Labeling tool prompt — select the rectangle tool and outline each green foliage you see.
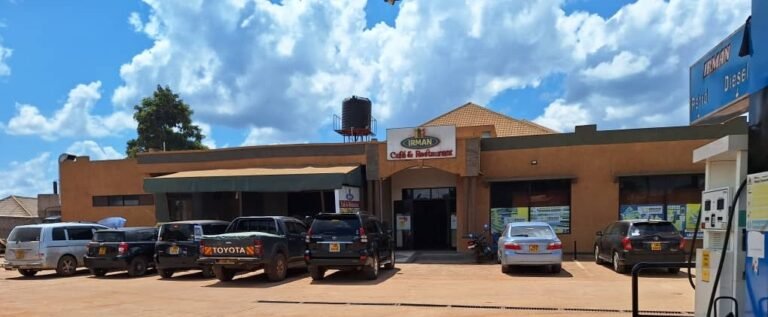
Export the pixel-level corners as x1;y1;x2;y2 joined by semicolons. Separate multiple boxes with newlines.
126;85;207;157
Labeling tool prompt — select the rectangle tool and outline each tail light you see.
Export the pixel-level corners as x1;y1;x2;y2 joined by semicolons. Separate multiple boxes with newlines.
622;237;633;251
359;255;368;263
679;237;686;250
118;242;129;255
547;242;563;250
504;243;521;250
466;240;476;246
254;240;263;257
305;228;312;243
304;250;311;262
359;227;368;243
199;240;206;255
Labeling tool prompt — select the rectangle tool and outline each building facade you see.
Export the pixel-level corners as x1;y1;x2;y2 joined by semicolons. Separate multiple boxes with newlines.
59;104;747;253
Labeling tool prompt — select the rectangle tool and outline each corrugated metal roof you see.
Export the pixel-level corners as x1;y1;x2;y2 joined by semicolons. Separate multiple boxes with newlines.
421;103;557;137
0;195;38;218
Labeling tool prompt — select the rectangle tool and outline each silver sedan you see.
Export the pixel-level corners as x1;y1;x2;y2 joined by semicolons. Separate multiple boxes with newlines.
497;222;562;274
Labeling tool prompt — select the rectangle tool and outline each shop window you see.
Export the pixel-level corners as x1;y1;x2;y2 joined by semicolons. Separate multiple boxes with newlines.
618;174;704;238
402;187;456;201
490;179;572;235
93;195;155;207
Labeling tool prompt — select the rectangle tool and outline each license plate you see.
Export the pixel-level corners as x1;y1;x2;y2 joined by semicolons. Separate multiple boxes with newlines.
528;245;539;252
651;242;661;251
169;246;180;255
329;243;340;253
15;250;25;259
98;247;106;256
217;259;236;265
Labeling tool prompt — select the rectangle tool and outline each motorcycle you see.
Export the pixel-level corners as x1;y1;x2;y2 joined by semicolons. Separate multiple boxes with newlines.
465;224;498;263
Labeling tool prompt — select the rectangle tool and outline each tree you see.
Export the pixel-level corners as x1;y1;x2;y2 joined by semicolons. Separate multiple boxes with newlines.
126;85;207;157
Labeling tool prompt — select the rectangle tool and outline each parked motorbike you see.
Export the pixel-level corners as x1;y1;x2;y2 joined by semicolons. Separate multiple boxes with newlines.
464;224;498;263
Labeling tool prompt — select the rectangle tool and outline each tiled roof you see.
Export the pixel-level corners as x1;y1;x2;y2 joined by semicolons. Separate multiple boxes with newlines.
0;195;38;218
421;103;557;137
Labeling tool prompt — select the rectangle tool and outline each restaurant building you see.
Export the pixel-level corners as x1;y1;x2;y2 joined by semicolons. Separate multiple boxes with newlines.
59;103;746;253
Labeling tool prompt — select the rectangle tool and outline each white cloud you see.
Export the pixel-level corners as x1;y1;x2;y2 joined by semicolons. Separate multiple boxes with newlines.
66;140;124;160
128;12;144;32
0;153;54;198
4;81;136;140
196;121;217;149
533;99;591;132
0;43;11;76
241;126;306;146
106;0;749;141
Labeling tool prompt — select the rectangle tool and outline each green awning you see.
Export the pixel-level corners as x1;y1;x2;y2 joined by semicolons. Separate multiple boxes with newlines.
143;166;363;193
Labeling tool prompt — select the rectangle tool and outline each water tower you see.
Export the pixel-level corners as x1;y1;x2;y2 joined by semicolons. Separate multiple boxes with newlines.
334;96;377;142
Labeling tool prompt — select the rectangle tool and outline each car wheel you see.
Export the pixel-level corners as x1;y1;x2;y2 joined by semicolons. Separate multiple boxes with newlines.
364;253;379;280
18;269;37;277
56;255;78;277
309;265;325;280
612;252;626;273
266;253;288;282
90;268;108;277
213;266;236;282
594;246;604;264
383;249;396;270
501;265;511;274
667;267;680;274
201;266;215;278
128;257;148;277
550;264;562;274
158;268;175;279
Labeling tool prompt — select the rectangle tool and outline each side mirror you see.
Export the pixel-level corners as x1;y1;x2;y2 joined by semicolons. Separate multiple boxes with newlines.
595;231;603;236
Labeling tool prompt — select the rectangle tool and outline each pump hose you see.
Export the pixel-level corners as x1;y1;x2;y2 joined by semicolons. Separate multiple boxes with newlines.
706;179;747;317
687;204;703;290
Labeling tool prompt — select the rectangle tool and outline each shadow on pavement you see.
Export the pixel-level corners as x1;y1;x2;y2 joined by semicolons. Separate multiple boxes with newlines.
501;266;574;278
87;270;158;280
204;268;309;288
4;269;90;280
309;267;400;285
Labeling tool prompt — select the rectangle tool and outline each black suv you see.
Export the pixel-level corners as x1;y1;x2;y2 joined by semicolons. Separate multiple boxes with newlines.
84;227;158;277
305;213;395;280
594;220;686;273
155;220;229;278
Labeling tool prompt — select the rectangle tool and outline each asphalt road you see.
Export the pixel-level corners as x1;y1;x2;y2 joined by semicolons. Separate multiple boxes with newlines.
0;260;695;317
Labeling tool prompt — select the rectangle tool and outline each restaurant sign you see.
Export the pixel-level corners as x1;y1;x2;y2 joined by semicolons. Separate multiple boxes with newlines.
387;125;456;160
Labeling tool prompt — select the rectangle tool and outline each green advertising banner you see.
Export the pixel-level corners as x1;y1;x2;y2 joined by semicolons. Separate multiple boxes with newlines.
490;207;528;235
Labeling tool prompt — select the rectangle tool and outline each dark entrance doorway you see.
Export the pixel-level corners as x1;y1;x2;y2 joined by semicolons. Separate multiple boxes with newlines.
394;187;456;250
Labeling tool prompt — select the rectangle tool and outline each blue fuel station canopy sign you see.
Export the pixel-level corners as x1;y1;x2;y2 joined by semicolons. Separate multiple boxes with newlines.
689;25;751;124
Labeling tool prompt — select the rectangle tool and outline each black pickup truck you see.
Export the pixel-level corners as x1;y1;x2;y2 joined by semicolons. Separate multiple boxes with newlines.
198;216;308;282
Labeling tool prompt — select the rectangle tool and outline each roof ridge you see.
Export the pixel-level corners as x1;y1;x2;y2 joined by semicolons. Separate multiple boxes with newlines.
10;195;33;217
420;102;478;126
422;102;557;133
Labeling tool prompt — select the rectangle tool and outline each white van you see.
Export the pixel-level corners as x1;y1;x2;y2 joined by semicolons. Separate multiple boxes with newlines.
3;223;108;277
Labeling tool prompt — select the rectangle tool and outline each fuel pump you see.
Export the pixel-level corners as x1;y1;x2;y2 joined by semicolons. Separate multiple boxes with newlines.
692;136;748;317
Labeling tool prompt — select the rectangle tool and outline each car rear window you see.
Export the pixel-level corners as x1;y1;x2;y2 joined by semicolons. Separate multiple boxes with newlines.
8;227;41;242
630;222;678;236
160;224;194;242
311;217;361;236
93;231;125;242
202;224;228;235
230;219;278;234
507;226;554;238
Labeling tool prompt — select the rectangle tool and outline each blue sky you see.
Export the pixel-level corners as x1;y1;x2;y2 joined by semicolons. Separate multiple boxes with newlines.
0;0;751;197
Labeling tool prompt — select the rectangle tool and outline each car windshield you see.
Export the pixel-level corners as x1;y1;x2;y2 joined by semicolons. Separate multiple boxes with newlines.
230;219;278;234
311;217;361;236
160;224;194;242
507;225;554;238
630;223;678;236
93;231;125;242
8;227;41;242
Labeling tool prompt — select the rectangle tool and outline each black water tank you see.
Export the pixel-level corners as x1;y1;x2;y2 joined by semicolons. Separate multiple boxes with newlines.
342;96;371;131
